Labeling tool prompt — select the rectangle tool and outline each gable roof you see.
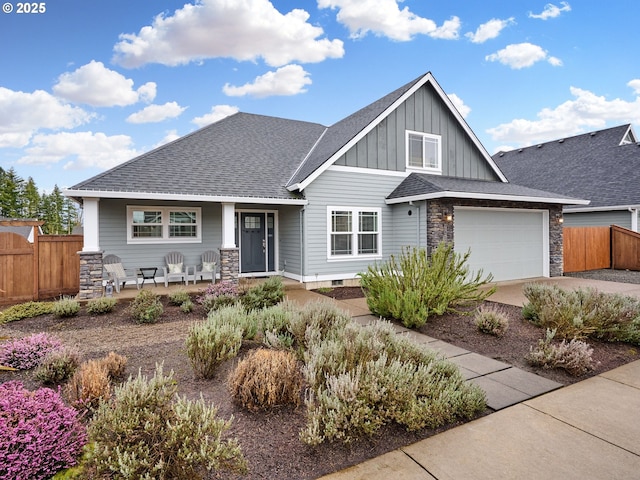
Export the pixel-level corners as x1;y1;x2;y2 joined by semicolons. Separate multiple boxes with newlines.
386;173;588;205
493;124;640;211
286;72;507;190
67;113;325;203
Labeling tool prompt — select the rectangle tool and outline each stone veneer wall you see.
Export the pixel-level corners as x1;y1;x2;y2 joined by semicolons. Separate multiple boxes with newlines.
220;247;239;284
78;251;104;300
426;199;564;277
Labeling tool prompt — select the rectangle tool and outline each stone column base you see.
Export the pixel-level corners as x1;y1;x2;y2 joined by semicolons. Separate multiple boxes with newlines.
220;248;240;284
78;251;104;300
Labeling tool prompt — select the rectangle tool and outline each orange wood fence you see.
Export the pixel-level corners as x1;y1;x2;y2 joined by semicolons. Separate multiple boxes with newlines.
0;229;83;305
563;226;611;273
611;225;640;270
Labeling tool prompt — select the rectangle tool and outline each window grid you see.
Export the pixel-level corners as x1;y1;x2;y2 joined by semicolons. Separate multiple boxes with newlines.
128;206;201;243
329;208;380;258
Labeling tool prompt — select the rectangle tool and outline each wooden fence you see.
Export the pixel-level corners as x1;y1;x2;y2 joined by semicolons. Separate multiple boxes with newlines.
563;226;611;273
0;229;83;305
611;225;640;270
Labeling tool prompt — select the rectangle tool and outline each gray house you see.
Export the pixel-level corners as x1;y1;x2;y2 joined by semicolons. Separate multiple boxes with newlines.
64;72;587;296
493;124;639;231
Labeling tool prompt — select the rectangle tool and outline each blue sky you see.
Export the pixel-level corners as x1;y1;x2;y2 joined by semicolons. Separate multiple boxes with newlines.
1;0;639;193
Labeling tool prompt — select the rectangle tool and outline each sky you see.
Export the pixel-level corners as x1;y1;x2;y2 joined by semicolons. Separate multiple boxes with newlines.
1;0;639;193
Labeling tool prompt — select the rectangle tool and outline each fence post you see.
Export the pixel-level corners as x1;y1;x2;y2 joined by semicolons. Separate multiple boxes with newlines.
78;251;104;299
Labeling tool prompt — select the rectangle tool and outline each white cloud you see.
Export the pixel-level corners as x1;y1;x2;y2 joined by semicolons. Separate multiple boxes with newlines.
487;82;640;146
318;0;460;41
113;0;344;68
485;42;561;69
628;79;640;95
465;17;515;44
529;2;571;20
223;65;311;98
0;87;93;148
53;60;156;107
447;93;470;118
192;105;239;127
126;102;186;123
153;130;181;148
18;131;138;170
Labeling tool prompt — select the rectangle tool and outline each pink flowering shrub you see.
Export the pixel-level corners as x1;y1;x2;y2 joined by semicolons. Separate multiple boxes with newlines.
0;333;63;370
197;281;240;312
0;381;87;480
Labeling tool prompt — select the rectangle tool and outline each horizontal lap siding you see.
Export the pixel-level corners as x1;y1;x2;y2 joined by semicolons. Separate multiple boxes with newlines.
99;199;222;271
564;210;631;229
303;170;407;278
278;205;302;276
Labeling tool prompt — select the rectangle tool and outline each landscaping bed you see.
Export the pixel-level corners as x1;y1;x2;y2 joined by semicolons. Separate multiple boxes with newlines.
1;289;638;479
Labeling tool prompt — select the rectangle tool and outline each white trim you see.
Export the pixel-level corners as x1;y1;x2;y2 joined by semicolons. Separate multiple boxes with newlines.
63;189;308;206
126;205;202;245
386;190;590;206
564;204;640;213
405;129;442;174
221;203;236;248
326;206;382;260
301;272;362;283
82;197;100;252
327;165;408;177
454;206;550;278
288;72;508;192
286;127;328;186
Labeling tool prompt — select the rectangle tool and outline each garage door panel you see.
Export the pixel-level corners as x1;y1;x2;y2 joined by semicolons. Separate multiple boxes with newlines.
454;208;545;282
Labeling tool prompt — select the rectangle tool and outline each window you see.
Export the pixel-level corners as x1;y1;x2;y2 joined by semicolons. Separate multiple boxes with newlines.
127;206;201;244
406;130;441;172
328;207;381;259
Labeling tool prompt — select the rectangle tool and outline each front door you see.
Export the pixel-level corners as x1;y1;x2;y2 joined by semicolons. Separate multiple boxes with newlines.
240;213;266;273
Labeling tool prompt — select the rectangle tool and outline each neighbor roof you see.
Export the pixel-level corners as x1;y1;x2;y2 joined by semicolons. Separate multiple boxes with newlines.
386;173;588;205
493;124;640;211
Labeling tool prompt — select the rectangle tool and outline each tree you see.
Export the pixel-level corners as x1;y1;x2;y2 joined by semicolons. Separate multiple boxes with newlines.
0;167;25;218
22;177;41;219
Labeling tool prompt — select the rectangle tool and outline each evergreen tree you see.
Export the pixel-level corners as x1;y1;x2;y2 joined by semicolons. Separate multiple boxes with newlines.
22;177;41;219
0;167;24;218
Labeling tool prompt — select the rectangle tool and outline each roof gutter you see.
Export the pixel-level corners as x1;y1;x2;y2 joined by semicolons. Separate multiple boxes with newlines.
63;189;308;206
385;191;590;206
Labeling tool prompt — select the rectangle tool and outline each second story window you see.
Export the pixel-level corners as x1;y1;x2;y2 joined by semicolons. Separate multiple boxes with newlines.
406;130;441;173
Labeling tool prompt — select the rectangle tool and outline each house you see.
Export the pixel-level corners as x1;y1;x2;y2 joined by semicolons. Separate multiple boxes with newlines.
0;218;43;242
493;124;640;231
64;72;587;298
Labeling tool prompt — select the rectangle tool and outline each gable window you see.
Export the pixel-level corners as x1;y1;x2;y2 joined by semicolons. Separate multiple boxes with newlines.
127;206;201;244
406;130;441;172
328;207;381;259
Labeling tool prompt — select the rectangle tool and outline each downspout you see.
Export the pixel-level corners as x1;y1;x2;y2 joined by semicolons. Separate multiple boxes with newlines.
629;208;638;232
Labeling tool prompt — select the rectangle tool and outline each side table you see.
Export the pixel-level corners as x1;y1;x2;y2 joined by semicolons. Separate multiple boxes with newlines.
138;267;158;287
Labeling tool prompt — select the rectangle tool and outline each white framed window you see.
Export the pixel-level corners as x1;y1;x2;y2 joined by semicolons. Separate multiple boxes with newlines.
327;207;381;260
406;130;442;173
127;206;201;244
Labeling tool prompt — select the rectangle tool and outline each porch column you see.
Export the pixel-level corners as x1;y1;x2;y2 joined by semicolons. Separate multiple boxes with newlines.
82;197;100;252
78;251;104;300
220;202;239;284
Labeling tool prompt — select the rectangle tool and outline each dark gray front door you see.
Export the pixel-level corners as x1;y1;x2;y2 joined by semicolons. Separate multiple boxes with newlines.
240;213;266;273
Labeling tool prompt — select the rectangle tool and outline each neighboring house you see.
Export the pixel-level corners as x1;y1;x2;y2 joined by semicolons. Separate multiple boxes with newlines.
0;218;43;242
64;72;587;292
493;124;640;231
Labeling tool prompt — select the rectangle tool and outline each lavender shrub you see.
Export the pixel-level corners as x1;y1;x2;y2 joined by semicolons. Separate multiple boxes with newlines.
0;332;64;370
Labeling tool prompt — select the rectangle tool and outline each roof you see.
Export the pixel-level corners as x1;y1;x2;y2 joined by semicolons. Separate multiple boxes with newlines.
493;125;640;211
68;113;326;202
386;173;588;205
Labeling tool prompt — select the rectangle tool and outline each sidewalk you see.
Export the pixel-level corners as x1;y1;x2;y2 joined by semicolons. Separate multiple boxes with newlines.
288;278;640;480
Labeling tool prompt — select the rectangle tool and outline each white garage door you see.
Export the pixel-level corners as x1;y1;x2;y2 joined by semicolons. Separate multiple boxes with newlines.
454;207;548;282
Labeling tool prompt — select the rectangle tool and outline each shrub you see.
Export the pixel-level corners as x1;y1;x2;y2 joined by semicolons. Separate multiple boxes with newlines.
474;304;509;337
0;301;55;324
228;348;302;411
257;303;296;349
65;359;112;412
359;244;495;328
100;351;128;380
197;281;239;312
34;347;81;384
129;289;163;323
0;381;87;480
287;300;351;352
86;297;117;315
240;276;285;311
87;365;247;478
300;320;486;445
168;288;191;306
180;298;194;313
523;283;640;343
53;296;81;318
0;332;63;370
526;329;595;376
186;314;243;379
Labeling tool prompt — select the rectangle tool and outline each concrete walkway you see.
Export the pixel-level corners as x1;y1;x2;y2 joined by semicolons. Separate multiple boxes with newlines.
301;277;640;480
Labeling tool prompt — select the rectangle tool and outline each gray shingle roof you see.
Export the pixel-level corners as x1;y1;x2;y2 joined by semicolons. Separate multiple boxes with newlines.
493;125;640;210
70;113;326;200
386;173;586;204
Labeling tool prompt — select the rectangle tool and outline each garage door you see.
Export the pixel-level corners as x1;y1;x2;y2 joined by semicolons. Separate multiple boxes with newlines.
454;208;547;282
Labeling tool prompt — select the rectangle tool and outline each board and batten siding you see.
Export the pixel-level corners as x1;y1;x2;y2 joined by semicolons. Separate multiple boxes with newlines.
333;83;499;181
99;199;222;271
303;169;421;280
564;210;632;229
